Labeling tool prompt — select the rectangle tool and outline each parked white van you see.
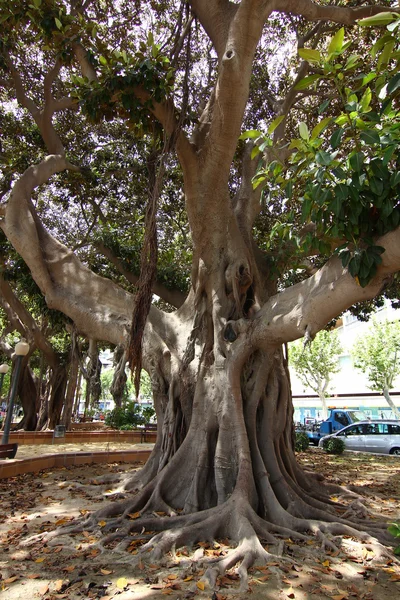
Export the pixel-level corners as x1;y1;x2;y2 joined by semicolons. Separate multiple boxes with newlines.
318;420;400;455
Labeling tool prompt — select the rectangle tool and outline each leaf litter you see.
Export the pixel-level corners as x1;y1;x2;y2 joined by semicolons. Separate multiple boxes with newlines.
0;451;399;599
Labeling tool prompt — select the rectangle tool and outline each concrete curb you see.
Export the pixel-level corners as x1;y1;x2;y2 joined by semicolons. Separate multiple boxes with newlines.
0;449;151;480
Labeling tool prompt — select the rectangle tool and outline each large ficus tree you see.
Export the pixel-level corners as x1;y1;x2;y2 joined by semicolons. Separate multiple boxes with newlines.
1;0;400;584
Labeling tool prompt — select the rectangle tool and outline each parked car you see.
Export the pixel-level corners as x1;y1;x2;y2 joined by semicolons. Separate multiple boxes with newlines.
318;420;400;455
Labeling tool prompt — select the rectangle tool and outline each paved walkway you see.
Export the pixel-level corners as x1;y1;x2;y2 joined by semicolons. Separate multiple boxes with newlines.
14;441;154;460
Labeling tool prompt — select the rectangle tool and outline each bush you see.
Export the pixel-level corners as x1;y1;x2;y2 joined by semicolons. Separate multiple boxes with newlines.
321;437;345;455
295;431;310;452
388;522;400;556
105;401;155;430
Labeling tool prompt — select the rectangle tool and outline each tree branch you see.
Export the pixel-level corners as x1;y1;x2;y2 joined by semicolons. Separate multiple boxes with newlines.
0;156;170;347
95;241;186;309
246;227;400;348
0;274;59;369
275;0;398;25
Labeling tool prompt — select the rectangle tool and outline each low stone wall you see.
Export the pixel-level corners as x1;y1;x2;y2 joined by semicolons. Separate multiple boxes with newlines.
7;430;157;445
0;448;151;480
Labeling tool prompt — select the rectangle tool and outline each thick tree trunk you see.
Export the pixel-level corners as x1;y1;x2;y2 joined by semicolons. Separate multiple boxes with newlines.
47;367;68;429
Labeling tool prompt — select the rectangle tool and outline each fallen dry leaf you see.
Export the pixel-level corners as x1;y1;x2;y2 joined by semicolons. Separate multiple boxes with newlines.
62;565;75;573
39;583;49;595
197;580;205;590
116;577;128;589
4;576;19;584
100;569;113;575
54;580;64;591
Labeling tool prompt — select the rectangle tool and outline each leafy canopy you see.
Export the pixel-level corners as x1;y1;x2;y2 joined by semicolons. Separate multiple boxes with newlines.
246;14;400;288
289;330;342;395
352;318;400;392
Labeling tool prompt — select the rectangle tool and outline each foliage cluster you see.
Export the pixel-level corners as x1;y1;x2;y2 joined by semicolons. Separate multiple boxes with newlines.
352;319;400;393
105;401;155;430
294;431;310;452
289;330;342;395
388;522;400;555
246;14;400;288
321;436;346;454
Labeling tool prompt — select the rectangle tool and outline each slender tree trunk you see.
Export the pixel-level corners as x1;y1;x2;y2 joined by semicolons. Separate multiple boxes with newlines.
110;345;127;409
83;339;102;419
73;370;83;419
383;388;400;419
16;362;37;431
61;337;80;430
318;381;329;420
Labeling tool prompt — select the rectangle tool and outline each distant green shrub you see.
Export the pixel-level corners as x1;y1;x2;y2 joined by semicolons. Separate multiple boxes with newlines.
105;401;155;430
295;431;310;452
388;522;400;555
321;437;345;455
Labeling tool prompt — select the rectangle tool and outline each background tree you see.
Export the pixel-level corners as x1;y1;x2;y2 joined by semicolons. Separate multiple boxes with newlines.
289;330;342;420
352;319;400;418
1;0;400;584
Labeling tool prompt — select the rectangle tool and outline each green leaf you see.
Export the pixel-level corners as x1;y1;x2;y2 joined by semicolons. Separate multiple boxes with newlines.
311;117;331;140
318;99;330;114
362;72;377;86
344;54;360;71
358;12;398;27
387;73;400;95
99;55;108;66
348;254;361;277
360;130;380;145
267;115;285;135
378;41;395;69
285;181;293;199
294;74;321;90
349;152;364;172
250;145;260;159
369;177;384;196
328;196;342;218
382;145;396;166
316;151;332;166
328;28;345;55
298;48;322;64
55;17;62;29
359;87;372;112
239;129;262;140
298;122;309;140
390;171;400;187
330;128;344;149
301;197;313;220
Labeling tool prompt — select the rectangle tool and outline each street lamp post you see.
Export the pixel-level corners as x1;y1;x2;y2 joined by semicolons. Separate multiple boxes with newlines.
1;341;29;446
0;363;9;399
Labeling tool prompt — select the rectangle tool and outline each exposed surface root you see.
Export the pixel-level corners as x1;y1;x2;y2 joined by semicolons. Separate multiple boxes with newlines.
21;476;398;591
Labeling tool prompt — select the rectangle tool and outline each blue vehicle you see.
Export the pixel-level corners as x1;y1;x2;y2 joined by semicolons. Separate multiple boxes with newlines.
297;408;367;445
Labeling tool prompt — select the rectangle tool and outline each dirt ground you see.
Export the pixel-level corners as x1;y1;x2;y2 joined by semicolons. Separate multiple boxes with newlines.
0;448;399;600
